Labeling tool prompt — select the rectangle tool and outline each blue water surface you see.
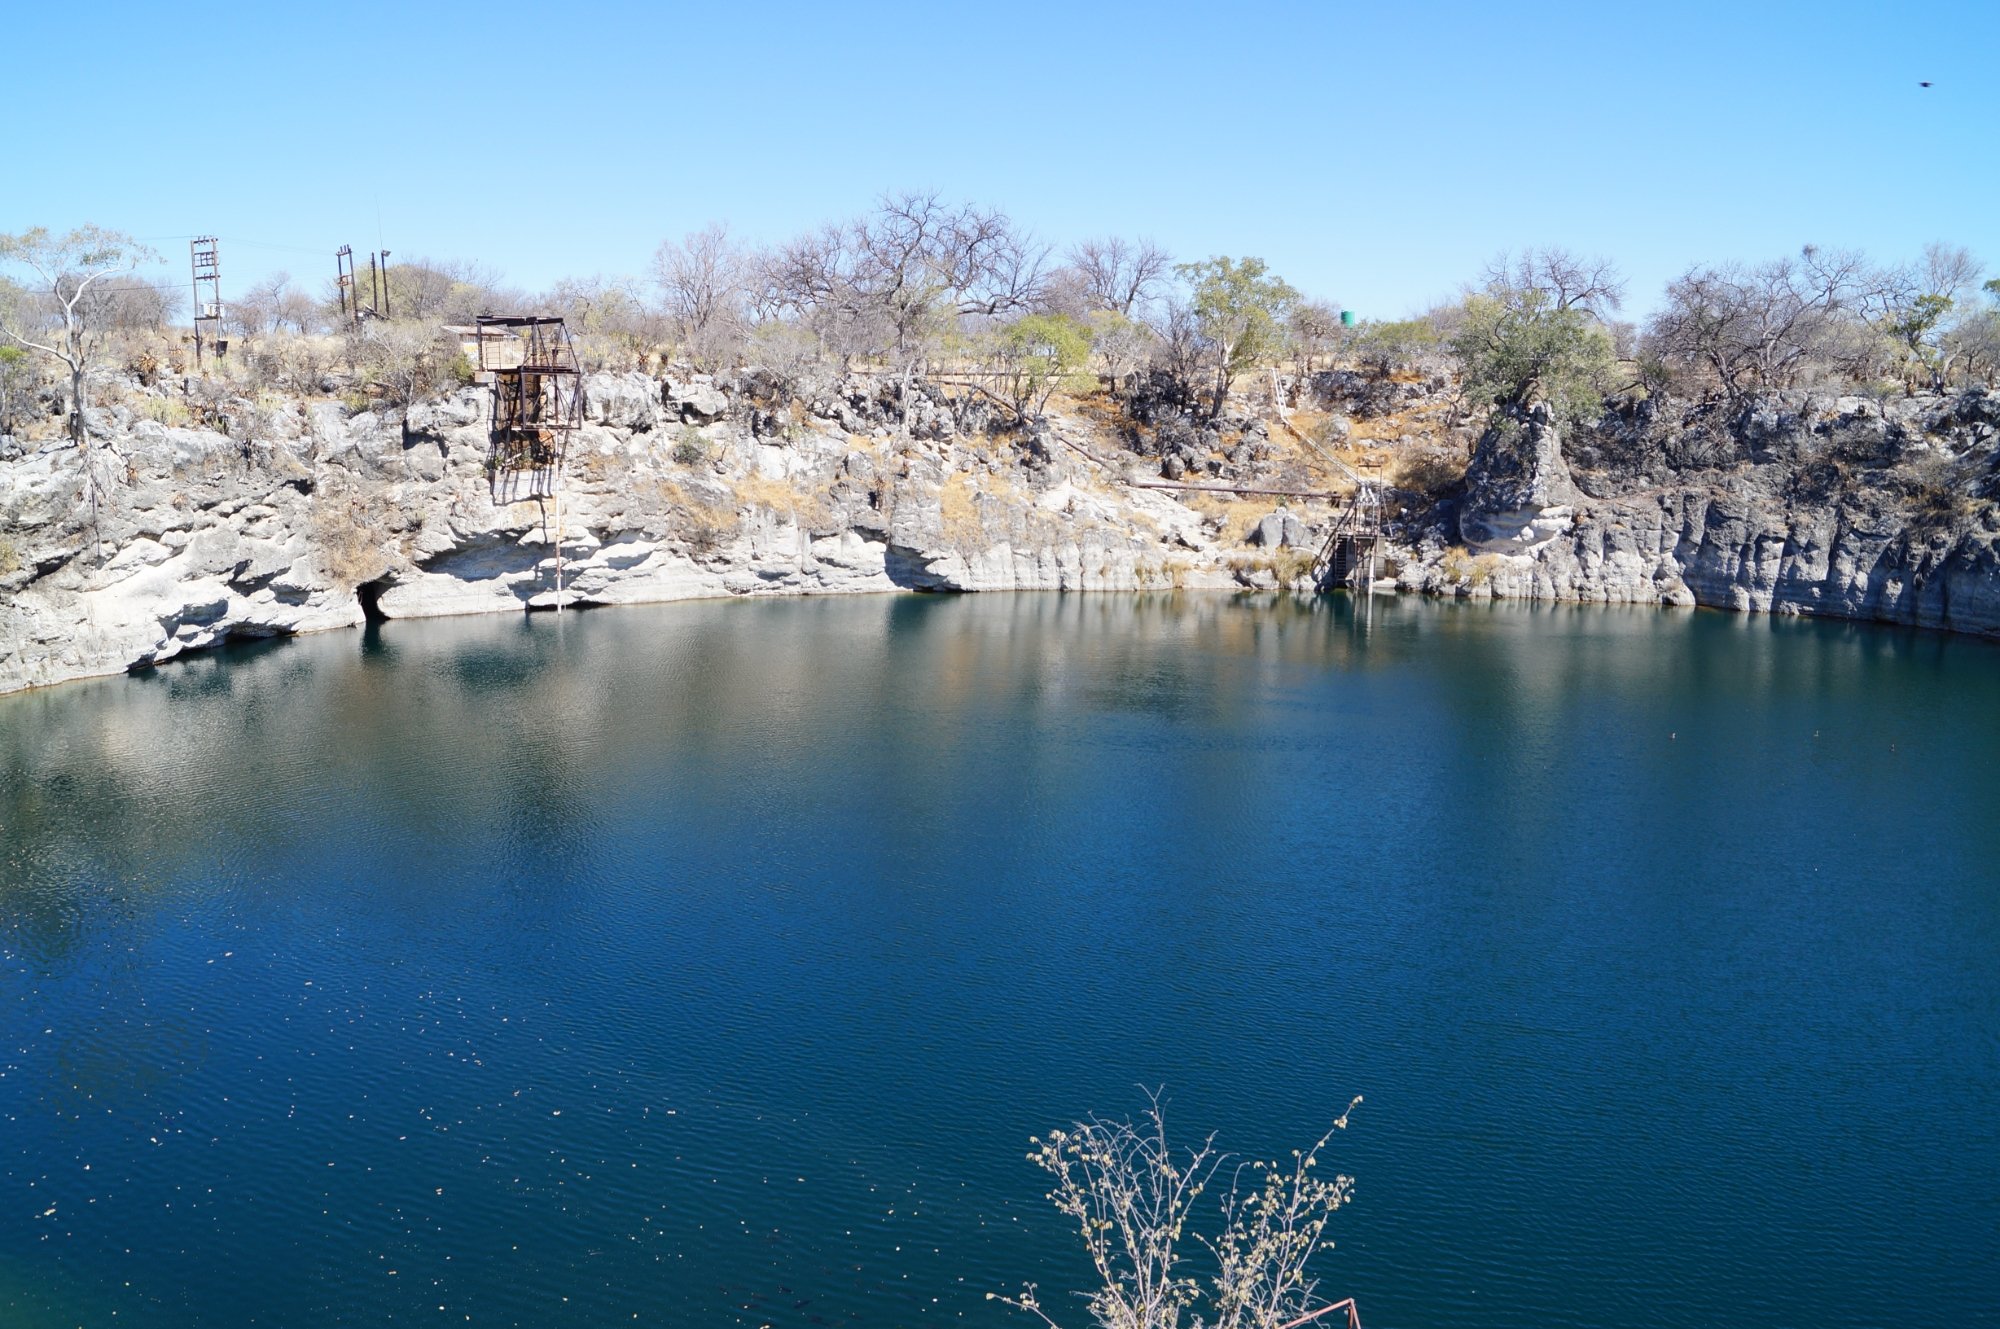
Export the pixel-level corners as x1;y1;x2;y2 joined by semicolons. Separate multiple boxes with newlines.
1;592;1995;1327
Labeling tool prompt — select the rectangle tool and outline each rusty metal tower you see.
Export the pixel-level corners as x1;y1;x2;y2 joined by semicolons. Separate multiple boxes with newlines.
477;314;584;608
335;245;358;328
191;237;224;366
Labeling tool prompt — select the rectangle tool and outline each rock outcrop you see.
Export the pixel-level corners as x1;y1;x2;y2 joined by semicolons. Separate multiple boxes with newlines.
1457;401;1579;554
1404;389;2000;636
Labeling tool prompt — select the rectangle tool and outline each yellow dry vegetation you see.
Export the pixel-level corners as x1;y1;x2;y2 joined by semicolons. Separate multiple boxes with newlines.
733;470;832;529
1343;394;1457;446
309;487;402;590
939;472;984;547
1182;492;1280;545
652;478;736;554
936;468;1038;550
1440;546;1496;586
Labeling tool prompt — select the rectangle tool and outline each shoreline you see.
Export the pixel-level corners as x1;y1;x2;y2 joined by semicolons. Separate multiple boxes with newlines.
13;576;1997;706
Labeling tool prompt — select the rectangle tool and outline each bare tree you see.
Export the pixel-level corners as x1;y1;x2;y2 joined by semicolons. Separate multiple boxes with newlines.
653;223;749;372
0;226;158;555
1944;280;2000;388
1147;296;1208;411
233;272;287;338
348;320;468;444
1088;311;1156;397
855;192;1048;351
0;226;157;450
546;274;662;371
0;344;36;440
1288;300;1345;378
1068;238;1172;317
230;272;322;339
994;1093;1362;1329
1645;245;1878;400
362;257;520;326
1482;248;1625;317
767;192;1049;431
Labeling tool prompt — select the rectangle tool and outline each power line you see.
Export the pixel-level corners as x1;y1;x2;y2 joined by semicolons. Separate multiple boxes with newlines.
221;237;337;256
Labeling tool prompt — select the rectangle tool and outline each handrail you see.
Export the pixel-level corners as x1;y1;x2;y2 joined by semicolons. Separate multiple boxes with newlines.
1275;1296;1362;1329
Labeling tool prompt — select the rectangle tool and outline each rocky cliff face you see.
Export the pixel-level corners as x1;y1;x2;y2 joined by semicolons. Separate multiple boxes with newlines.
5;369;1998;697
1402;388;2000;636
0;373;1248;695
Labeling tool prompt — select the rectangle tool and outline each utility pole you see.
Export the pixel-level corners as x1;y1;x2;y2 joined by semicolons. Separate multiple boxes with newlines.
378;251;391;318
191;237;223;367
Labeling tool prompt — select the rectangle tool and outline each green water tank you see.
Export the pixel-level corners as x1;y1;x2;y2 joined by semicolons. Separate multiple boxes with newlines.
1340;310;1356;327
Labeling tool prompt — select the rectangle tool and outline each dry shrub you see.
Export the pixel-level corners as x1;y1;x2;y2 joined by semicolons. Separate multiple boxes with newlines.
735;470;832;531
1395;445;1465;497
670;425;710;465
1184;492;1275;544
138;396;193;428
657;479;736;555
1902;455;1976;538
1271;547;1316;585
309;487;398;589
939;473;983;547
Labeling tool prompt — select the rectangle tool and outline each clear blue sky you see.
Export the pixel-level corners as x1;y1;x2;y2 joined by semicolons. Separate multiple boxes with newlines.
9;0;1996;319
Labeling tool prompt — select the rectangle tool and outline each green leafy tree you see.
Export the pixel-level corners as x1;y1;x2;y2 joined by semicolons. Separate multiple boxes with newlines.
994;313;1094;421
1174;257;1299;418
1452;251;1623;427
1877;243;1983;392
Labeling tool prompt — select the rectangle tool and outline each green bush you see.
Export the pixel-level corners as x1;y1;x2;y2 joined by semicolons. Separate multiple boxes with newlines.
671;426;708;465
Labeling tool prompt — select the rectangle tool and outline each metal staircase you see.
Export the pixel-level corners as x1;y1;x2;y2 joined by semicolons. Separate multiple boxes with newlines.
1312;482;1384;593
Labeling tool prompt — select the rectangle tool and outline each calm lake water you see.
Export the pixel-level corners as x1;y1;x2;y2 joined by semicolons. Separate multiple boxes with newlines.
1;593;1996;1328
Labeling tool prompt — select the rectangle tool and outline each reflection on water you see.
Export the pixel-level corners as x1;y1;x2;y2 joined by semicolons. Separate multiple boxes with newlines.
2;593;1997;1329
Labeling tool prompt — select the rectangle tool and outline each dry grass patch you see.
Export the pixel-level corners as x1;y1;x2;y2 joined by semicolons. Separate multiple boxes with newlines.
1183;492;1281;544
654;478;736;554
938;472;985;547
734;470;834;531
